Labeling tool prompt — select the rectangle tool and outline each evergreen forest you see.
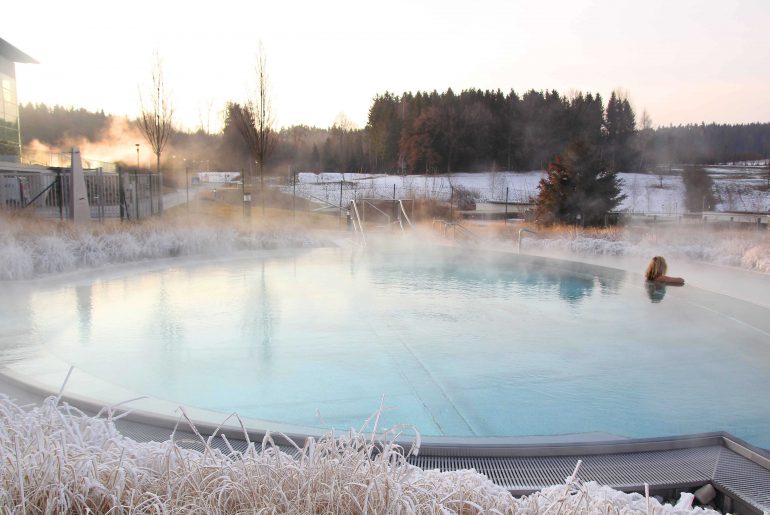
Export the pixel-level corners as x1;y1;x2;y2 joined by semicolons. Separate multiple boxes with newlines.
19;93;770;176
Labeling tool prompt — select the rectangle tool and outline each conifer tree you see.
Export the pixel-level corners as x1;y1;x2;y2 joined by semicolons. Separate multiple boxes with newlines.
536;140;626;225
682;166;716;212
605;91;637;171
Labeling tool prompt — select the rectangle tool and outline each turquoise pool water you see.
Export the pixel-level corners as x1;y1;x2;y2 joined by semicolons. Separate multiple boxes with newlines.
2;245;770;446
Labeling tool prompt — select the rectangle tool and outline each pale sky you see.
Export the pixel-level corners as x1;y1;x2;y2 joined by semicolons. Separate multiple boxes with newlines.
4;0;770;132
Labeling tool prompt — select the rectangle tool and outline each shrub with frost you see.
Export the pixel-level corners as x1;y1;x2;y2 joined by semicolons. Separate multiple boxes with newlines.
0;239;32;280
0;215;327;281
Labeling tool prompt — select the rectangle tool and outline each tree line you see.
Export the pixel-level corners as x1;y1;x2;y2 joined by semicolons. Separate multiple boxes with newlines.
20;104;109;145
367;89;636;173
20;97;770;176
366;89;770;173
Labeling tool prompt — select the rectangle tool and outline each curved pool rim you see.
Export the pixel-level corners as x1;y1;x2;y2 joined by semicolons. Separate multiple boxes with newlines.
0;351;633;449
2;244;770;451
6;354;770;515
4;353;770;466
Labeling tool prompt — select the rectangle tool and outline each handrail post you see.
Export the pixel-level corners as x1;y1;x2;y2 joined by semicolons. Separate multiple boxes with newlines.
518;228;538;253
398;200;413;228
57;171;63;220
504;187;509;225
350;199;366;246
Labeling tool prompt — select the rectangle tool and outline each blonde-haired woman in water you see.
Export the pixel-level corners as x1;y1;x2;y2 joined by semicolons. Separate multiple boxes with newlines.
645;256;684;285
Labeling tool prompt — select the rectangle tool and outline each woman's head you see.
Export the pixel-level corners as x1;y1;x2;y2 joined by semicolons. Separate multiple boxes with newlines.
645;256;668;281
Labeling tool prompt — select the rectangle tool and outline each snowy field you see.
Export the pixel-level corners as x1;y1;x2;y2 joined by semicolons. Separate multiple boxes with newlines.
289;166;770;214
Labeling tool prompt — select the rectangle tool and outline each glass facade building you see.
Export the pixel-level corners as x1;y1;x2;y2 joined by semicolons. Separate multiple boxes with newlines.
0;38;37;163
0;57;21;162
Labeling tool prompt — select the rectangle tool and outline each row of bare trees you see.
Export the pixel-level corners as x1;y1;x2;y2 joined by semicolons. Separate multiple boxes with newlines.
137;46;274;189
228;43;274;188
138;56;173;177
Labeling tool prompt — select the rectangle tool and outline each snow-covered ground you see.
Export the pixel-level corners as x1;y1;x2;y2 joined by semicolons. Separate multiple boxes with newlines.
289;167;770;214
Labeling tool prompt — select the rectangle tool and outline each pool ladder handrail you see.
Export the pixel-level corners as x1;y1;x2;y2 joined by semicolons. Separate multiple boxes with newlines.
349;200;366;246
518;228;538;253
350;198;412;235
396;199;413;231
432;219;480;241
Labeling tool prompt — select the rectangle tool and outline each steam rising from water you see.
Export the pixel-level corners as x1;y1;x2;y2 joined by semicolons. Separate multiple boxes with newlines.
520;229;770;273
0;217;325;281
2;211;769;282
26;117;146;166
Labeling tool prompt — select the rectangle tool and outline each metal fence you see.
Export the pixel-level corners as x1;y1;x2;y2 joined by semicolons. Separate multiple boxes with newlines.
121;172;162;220
21;148;117;173
0;170;162;220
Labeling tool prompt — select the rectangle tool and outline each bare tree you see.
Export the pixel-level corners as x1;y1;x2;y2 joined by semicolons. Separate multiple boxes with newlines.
230;43;275;213
197;99;214;135
138;55;174;175
253;43;274;190
636;108;654;172
229;102;258;178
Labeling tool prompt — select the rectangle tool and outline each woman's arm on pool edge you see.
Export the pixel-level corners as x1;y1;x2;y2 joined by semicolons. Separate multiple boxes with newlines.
656;275;685;286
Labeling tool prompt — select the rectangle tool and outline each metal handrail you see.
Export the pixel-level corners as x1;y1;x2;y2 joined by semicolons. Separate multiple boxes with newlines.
431;219;479;241
397;199;413;229
22;175;61;209
453;223;479;241
518;228;538;253
432;219;451;236
349;200;366;246
362;200;391;225
304;193;341;212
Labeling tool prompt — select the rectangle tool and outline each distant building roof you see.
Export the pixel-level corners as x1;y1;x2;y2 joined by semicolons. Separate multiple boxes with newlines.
0;38;38;64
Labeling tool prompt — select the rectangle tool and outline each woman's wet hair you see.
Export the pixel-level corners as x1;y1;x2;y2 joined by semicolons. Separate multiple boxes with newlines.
645;256;668;281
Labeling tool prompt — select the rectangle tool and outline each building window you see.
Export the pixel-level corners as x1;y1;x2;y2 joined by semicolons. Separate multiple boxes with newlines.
0;68;20;162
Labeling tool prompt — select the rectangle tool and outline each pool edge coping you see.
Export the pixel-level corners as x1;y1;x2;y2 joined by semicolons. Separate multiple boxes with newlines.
2;365;769;464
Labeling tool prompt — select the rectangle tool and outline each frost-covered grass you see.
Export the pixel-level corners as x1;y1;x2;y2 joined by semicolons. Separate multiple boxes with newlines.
0;214;329;281
499;224;770;274
0;393;720;514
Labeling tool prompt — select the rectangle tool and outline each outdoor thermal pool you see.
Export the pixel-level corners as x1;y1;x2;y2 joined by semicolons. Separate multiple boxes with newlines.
1;243;769;448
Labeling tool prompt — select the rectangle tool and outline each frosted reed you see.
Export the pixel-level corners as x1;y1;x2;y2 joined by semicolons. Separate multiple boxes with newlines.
0;394;722;514
515;225;770;273
0;216;326;281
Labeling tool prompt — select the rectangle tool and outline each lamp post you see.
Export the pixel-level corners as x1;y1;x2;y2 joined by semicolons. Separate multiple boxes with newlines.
135;143;140;171
256;160;264;215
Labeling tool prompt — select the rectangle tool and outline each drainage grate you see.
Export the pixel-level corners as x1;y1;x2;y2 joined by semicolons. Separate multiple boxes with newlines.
409;445;770;512
712;447;770;512
115;418;770;512
409;447;718;494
